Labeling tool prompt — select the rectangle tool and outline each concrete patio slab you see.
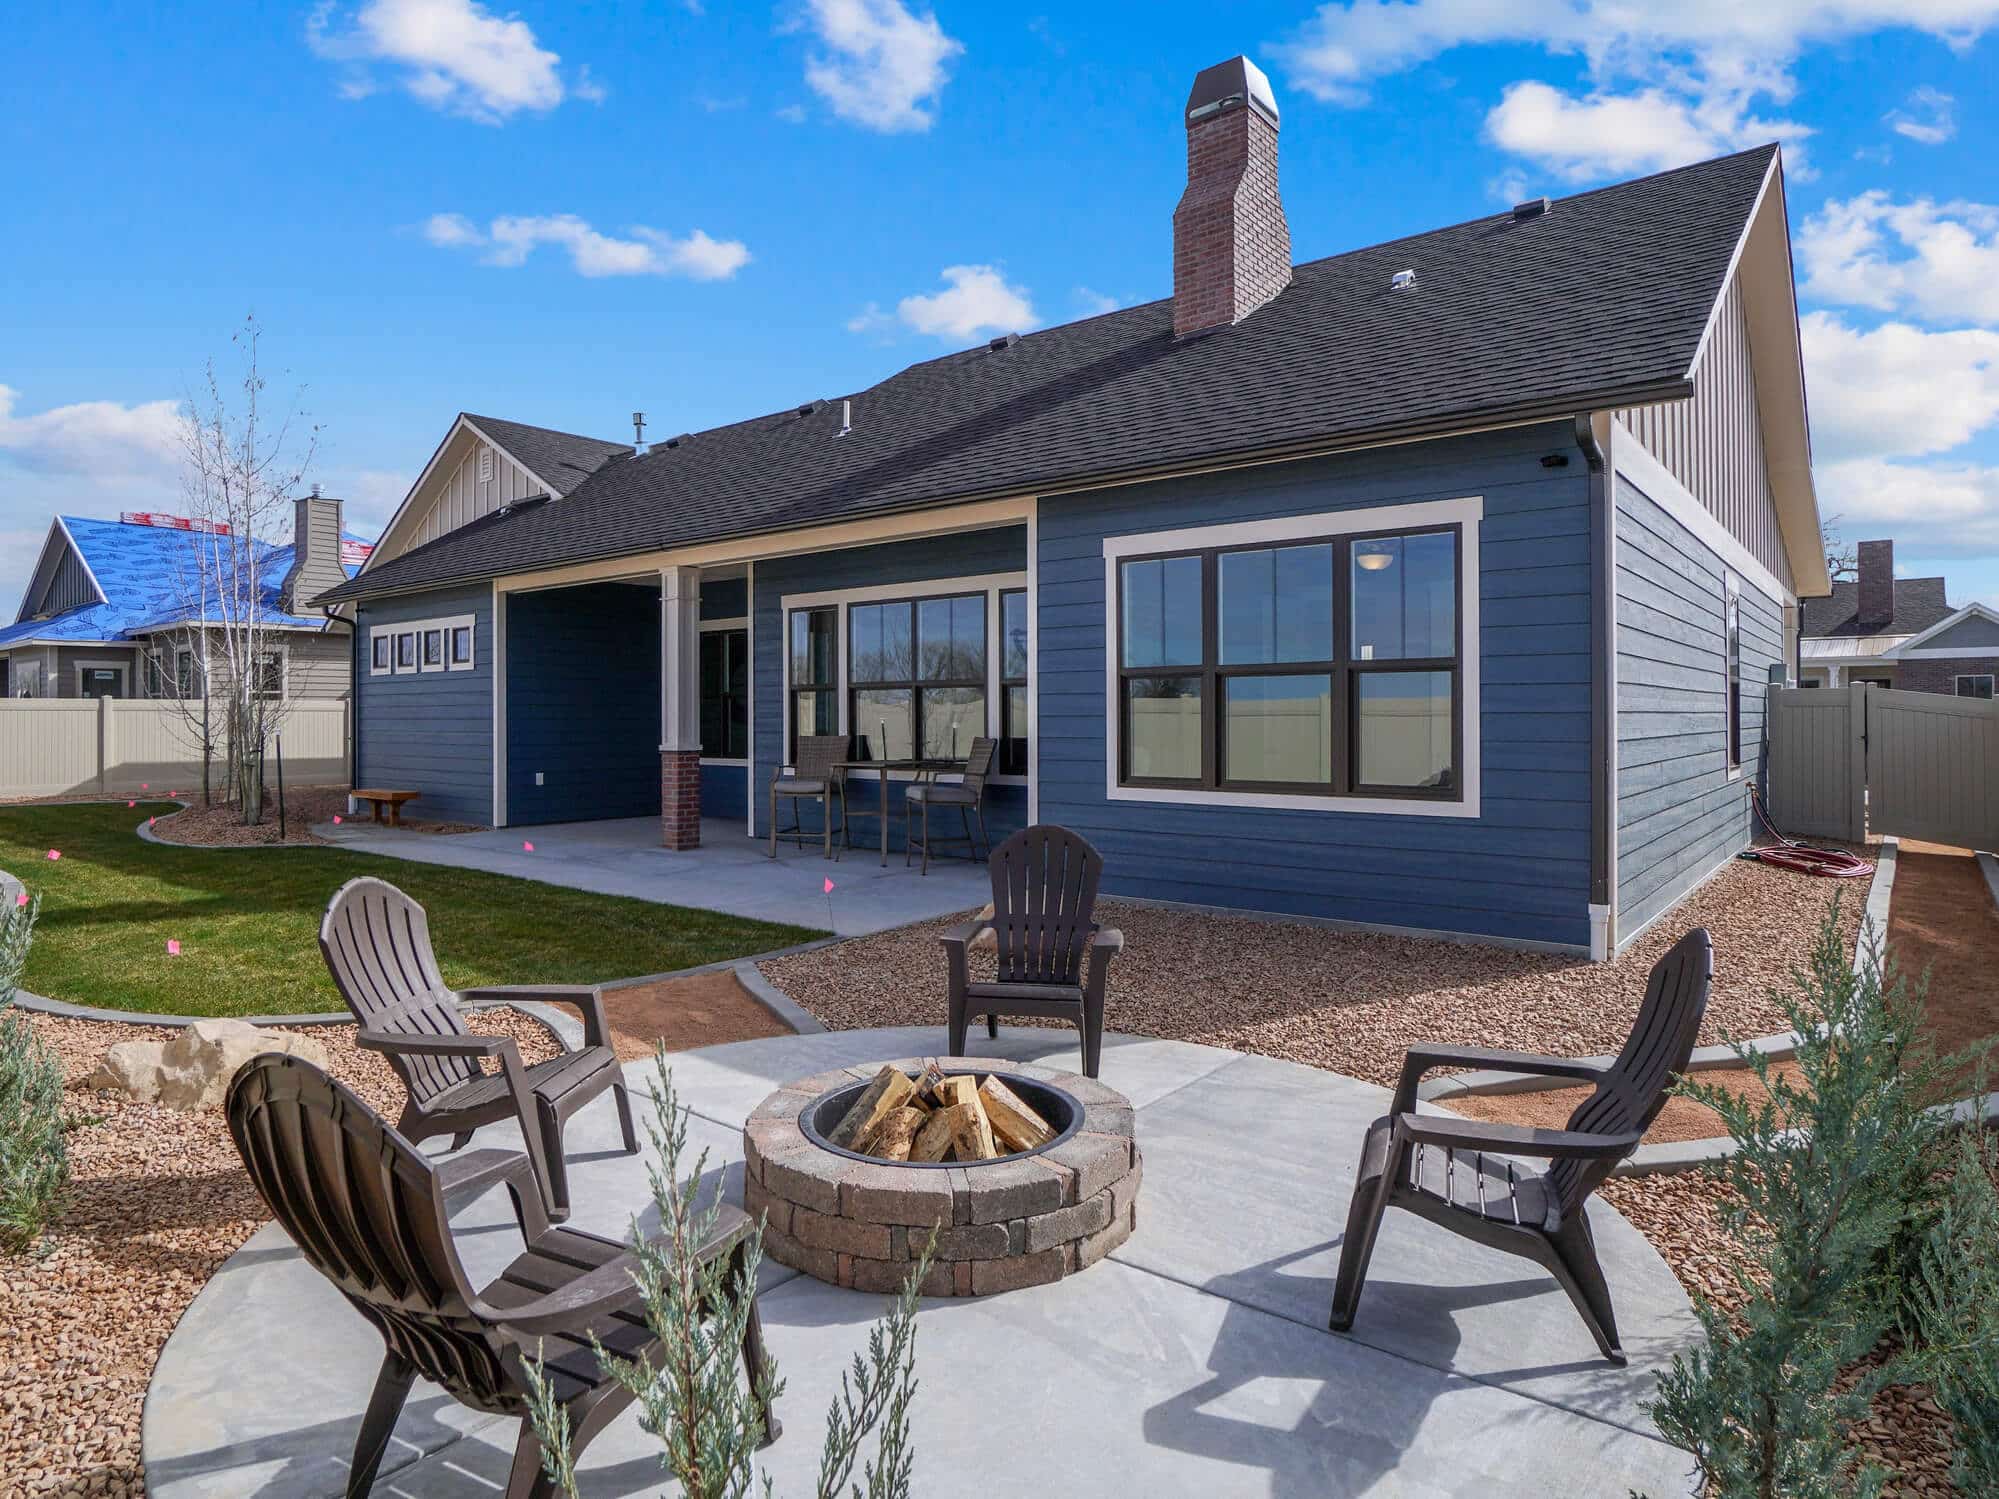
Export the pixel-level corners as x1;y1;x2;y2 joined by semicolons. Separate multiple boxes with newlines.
313;815;988;936
144;1029;1699;1498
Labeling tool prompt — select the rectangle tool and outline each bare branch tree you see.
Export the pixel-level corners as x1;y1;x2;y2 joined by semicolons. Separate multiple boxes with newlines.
1822;512;1859;582
160;316;319;824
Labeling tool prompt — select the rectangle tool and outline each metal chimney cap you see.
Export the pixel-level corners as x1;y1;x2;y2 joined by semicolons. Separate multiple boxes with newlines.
1185;56;1279;127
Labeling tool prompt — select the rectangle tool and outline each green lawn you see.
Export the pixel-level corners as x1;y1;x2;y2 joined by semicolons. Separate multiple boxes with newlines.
1;803;822;1018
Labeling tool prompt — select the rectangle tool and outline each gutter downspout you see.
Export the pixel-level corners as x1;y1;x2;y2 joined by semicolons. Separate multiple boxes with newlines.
1576;414;1614;962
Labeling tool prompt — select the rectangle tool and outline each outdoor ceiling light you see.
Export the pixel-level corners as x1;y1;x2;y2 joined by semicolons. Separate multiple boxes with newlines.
1355;545;1395;571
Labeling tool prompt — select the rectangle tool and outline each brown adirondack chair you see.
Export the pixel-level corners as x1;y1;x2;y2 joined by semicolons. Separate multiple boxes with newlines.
940;824;1124;1078
1328;926;1713;1363
226;1053;778;1499
319;876;636;1221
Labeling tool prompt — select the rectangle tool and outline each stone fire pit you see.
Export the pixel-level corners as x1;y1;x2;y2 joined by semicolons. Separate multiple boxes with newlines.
742;1056;1139;1297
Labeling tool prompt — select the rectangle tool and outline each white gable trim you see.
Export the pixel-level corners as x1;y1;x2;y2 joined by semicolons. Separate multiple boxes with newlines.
1881;601;1999;659
14;517;108;624
363;415;563;578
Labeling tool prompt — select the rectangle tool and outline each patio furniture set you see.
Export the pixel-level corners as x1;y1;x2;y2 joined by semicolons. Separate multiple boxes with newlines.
769;733;997;873
224;821;1714;1496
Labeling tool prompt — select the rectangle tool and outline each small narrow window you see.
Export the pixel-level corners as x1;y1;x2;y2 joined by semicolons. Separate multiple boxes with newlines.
701;628;750;758
175;649;200;699
1725;584;1743;771
999;589;1029;775
789;607;838;759
1957;674;1995;700
395;632;416;672
371;635;391;674
253;652;283;700
421;628;445;670
449;624;474;668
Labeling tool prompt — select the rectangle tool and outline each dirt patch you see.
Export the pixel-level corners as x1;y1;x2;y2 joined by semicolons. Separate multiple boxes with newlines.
1887;840;1999;1082
763;852;1868;1088
0;1008;560;1497
601;969;793;1061
148;787;353;847
1447;1059;1807;1143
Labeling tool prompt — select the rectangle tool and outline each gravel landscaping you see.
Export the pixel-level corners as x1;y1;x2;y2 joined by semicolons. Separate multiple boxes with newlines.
762;853;1869;1087
147;787;351;847
0;1008;561;1498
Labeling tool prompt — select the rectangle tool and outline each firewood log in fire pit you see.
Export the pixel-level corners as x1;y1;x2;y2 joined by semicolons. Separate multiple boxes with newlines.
835;1062;1053;1163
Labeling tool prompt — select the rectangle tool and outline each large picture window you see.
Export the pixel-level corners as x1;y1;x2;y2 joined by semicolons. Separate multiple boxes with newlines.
1116;525;1463;799
788;607;838;759
701;628;749;759
849;593;985;760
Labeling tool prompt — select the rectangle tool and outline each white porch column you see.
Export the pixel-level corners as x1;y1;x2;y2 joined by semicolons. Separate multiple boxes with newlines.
660;564;703;849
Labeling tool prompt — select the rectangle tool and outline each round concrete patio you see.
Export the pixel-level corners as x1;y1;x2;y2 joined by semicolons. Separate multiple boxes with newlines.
142;1028;1700;1497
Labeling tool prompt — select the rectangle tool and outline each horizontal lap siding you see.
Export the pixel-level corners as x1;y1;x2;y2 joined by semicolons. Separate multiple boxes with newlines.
1614;475;1781;943
1036;423;1593;948
752;528;1029;841
353;584;493;824
506;582;661;826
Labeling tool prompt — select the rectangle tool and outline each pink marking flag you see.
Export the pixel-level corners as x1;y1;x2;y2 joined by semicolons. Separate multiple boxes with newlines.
523;841;535;852
141;783;149;790
45;850;60;862
149;817;156;828
166;939;182;956
824;877;836;894
127;801;135;808
14;891;27;909
332;815;343;824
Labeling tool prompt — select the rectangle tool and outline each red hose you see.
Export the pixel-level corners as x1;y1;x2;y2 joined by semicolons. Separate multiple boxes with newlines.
1740;785;1874;879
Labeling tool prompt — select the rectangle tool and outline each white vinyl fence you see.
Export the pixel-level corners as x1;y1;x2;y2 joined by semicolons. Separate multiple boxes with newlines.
0;697;349;799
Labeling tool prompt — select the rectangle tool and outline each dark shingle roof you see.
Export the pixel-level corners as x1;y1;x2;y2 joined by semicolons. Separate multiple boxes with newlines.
321;145;1777;606
1800;577;1954;639
462;414;631;497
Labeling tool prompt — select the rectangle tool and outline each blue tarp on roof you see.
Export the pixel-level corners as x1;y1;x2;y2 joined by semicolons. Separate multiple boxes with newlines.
0;515;365;648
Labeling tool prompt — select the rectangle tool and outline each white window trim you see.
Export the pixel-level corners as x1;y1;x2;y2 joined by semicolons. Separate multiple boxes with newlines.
1724;574;1744;782
699;616;751;767
372;614;475;676
778;571;1031;784
1956;674;1996;699
74;658;131;698
1099;495;1483;819
251;648;287;701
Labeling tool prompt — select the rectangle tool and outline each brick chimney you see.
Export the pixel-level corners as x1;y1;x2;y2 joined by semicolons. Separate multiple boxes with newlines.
1172;55;1292;339
281;489;347;612
1856;539;1895;628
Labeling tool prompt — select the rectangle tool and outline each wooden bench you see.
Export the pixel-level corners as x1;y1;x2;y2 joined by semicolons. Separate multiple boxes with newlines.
351;788;419;826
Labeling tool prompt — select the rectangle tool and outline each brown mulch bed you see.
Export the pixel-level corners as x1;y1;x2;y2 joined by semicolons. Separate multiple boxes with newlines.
1886;840;1999;1084
762;852;1867;1088
0;1008;561;1498
600;970;793;1061
1450;1059;1807;1143
147;787;353;847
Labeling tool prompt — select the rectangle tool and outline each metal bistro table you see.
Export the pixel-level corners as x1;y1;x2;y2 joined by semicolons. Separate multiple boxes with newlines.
836;757;962;866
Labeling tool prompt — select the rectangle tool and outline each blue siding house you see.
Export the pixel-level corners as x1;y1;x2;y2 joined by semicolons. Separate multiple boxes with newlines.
317;57;1828;959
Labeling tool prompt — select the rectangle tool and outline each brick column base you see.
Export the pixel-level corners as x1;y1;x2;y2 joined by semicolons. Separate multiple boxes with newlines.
661;749;702;851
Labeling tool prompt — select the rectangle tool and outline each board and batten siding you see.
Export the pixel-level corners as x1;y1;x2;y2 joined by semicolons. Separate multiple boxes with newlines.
403;434;546;554
1613;473;1782;945
36;544;102;616
750;528;1029;839
1614;274;1792;596
1036;422;1594;949
352;583;494;824
505;582;662;826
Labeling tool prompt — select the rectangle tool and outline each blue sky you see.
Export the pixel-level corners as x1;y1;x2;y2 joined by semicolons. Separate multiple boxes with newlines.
4;1;1998;615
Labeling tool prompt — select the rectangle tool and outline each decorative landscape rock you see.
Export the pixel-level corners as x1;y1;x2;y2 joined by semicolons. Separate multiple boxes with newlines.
88;1019;329;1110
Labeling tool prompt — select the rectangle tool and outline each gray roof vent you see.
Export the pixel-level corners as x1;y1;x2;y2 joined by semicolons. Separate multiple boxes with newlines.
1512;196;1552;221
665;433;690;449
1390;268;1417;292
987;333;1019;352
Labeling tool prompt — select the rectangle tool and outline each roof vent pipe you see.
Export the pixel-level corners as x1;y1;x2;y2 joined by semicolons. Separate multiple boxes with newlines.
838;399;852;437
1390;268;1416;291
632;411;647;454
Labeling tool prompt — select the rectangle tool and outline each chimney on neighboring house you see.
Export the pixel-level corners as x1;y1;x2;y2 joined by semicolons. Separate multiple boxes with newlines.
282;488;347;613
1856;539;1895;628
1172;55;1292;339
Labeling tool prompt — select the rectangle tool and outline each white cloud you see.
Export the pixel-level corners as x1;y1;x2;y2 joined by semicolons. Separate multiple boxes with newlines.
775;103;808;123
572;64;607;104
794;0;962;133
1887;84;1955;143
1073;287;1120;316
307;0;567;124
0;384;181;475
425;213;751;279
1280;1;1998;180
318;467;411;541
1800;192;1999;324
1801;313;1999;462
1818;457;1999;556
894;266;1034;341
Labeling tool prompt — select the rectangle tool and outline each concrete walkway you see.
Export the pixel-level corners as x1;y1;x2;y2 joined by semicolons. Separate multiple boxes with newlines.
145;1028;1699;1497
314;815;988;935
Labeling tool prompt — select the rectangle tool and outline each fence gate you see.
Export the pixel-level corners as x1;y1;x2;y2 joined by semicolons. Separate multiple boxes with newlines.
1766;684;1999;850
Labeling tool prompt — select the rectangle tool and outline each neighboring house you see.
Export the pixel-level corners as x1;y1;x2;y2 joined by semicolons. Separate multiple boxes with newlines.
1798;539;1952;690
0;495;368;701
318;56;1829;960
